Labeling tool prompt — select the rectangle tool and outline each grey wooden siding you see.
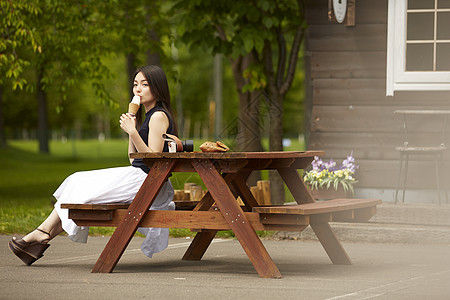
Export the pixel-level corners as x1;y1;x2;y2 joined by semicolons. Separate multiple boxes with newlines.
305;0;450;189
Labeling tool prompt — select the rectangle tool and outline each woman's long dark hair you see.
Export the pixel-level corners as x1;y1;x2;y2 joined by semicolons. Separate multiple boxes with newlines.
132;65;178;136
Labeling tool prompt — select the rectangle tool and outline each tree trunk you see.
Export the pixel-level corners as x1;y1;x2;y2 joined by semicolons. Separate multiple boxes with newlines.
268;91;285;204
261;21;306;205
231;54;263;151
127;53;136;99
37;68;49;153
230;54;264;186
268;92;283;151
0;84;6;148
145;1;161;67
146;30;161;67
213;54;223;140
236;91;263;153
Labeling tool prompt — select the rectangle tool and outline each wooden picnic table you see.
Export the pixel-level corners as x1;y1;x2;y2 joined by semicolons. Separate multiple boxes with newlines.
61;151;381;278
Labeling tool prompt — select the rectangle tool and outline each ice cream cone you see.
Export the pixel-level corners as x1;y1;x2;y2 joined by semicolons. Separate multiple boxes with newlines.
128;103;140;115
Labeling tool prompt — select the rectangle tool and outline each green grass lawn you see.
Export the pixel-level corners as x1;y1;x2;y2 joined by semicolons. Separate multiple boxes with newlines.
0;138;304;238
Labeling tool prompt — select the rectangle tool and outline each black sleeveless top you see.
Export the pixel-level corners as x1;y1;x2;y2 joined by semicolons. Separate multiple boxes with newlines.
131;105;175;174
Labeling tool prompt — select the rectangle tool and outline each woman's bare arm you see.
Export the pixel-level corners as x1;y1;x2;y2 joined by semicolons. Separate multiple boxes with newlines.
129;112;168;153
128;136;136;164
121;111;169;154
120;111;169;161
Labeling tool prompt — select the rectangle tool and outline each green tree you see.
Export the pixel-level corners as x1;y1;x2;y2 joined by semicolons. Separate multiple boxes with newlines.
32;1;118;153
1;1;118;153
0;0;41;147
108;1;170;95
173;0;306;203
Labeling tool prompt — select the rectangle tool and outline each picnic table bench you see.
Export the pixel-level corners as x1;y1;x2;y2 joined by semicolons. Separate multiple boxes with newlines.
61;151;381;278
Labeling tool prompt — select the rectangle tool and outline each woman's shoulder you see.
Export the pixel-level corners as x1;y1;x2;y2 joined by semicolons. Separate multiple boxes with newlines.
148;110;169;127
146;106;168;120
150;110;169;120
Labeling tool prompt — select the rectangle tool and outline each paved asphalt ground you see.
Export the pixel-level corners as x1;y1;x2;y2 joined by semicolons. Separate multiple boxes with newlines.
2;202;450;300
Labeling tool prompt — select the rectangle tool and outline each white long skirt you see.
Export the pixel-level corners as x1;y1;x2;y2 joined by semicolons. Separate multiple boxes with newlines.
53;166;175;258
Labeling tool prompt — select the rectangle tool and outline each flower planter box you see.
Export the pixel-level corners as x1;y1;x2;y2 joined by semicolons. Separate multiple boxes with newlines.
303;153;358;201
309;186;352;201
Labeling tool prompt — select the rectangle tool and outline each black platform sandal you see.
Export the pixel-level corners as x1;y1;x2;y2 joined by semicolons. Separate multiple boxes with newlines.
8;229;51;266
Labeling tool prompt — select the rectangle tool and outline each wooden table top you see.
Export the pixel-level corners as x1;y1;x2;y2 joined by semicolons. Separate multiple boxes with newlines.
130;150;325;160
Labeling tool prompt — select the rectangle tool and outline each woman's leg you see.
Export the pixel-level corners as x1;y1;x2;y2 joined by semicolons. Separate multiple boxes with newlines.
22;209;64;243
9;209;62;265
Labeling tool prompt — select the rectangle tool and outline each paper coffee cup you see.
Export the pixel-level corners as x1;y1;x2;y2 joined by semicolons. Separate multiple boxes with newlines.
168;141;176;153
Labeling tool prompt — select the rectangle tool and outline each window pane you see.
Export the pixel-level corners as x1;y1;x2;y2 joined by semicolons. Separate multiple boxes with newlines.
437;12;450;39
438;0;450;8
436;44;450;71
407;13;434;40
406;43;434;71
408;0;435;9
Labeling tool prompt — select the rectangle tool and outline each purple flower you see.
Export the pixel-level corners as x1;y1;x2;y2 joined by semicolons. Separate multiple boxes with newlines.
323;158;336;171
341;152;358;173
311;156;323;171
311;152;358;173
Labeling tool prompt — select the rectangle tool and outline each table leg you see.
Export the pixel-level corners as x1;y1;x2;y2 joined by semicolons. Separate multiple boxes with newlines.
193;191;215;211
310;221;352;265
280;167;351;264
193;159;282;278
91;159;175;273
183;174;236;260
231;173;260;210
182;231;217;260
278;167;315;204
223;173;240;199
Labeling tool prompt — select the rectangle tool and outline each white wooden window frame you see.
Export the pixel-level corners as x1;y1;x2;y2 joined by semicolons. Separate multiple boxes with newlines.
386;0;450;96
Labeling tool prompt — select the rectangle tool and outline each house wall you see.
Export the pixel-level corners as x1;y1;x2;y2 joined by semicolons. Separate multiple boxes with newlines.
304;0;450;193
